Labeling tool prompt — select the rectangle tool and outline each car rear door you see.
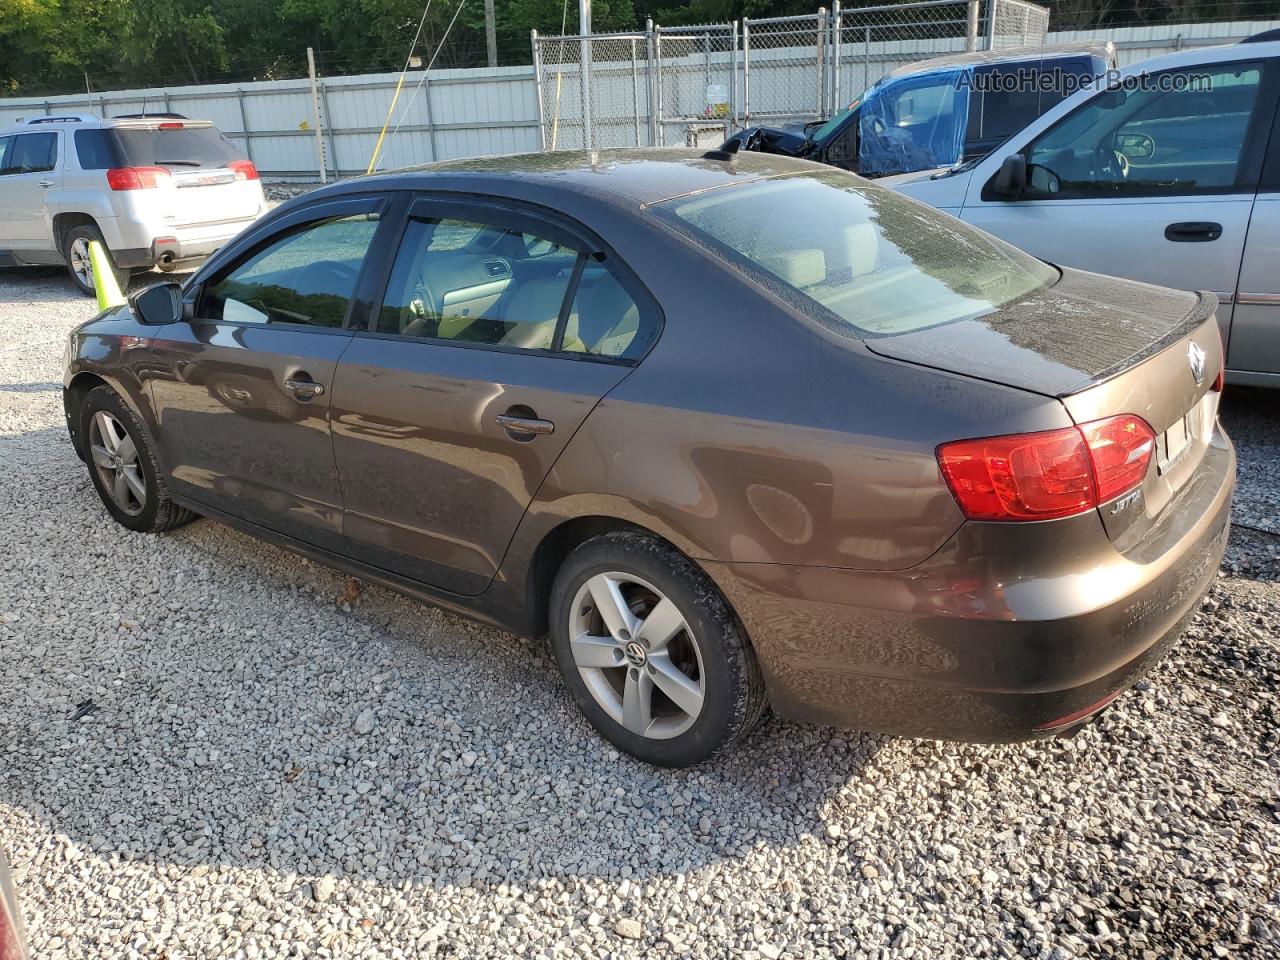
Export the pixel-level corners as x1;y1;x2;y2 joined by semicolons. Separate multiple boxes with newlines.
148;194;392;552
329;195;659;596
1228;85;1280;379
959;57;1279;352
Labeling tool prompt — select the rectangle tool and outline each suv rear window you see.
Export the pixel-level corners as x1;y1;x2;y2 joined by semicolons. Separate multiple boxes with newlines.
75;125;243;171
650;170;1058;338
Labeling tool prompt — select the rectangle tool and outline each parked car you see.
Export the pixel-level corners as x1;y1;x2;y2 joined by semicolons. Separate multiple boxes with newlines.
722;43;1115;178
884;34;1280;387
0;114;268;296
62;149;1232;766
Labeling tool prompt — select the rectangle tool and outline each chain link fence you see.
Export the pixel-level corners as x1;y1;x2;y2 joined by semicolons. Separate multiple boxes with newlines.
533;1;1049;152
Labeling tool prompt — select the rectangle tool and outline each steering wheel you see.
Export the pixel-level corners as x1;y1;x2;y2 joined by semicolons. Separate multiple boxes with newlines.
1092;143;1130;182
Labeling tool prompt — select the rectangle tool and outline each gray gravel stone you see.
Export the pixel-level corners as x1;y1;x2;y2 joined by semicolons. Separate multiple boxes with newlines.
1;270;1279;960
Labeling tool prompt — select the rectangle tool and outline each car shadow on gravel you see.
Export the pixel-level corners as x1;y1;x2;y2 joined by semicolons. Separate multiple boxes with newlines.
0;425;884;895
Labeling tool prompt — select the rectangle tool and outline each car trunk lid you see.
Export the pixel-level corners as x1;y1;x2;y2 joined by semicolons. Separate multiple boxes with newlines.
865;267;1224;545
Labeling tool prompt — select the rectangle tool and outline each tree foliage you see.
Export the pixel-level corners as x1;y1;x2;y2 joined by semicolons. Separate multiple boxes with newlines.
0;0;1263;97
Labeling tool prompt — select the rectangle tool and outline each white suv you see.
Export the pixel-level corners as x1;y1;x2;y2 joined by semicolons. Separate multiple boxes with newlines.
0;114;268;295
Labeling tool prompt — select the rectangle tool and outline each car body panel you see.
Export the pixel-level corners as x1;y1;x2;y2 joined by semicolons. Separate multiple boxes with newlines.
1231;189;1280;376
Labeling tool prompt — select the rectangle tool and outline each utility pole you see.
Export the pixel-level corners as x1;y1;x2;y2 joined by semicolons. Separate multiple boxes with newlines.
306;47;328;183
485;0;498;68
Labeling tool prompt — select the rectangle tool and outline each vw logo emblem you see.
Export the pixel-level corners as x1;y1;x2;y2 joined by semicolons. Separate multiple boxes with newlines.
623;641;647;668
1188;341;1206;386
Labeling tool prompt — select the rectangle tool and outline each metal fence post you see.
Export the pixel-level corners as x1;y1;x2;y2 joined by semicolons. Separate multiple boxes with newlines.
646;19;658;146
966;0;981;52
986;0;998;51
817;8;827;117
532;30;548;151
306;47;327;183
863;26;871;99
234;88;255;166
654;24;664;146
422;72;439;162
319;81;338;178
831;1;841;113
730;21;738;134
741;18;750;128
630;38;642;147
580;35;593;149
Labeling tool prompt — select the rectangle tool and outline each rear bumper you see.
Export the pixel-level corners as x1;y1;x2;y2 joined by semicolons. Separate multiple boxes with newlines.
704;428;1235;742
111;217;260;270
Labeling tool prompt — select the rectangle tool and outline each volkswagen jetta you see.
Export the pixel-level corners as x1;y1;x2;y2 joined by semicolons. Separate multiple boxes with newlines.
62;149;1233;767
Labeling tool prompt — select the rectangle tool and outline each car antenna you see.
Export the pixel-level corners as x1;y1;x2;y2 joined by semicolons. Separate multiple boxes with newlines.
702;139;741;163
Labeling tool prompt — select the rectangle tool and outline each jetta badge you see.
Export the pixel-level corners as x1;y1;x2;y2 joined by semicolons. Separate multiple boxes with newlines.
1188;342;1206;386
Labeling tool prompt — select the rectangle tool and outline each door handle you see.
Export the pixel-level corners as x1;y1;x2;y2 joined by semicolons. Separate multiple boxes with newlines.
496;413;555;438
1165;221;1222;243
284;377;325;400
38;179;54;188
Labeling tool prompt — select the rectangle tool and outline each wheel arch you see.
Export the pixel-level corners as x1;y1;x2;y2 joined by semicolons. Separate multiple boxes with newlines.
63;371;109;460
52;213;102;257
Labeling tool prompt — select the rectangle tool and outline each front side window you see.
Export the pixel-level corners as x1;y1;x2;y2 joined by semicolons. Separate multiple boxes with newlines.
651;171;1057;338
0;132;57;175
378;213;650;359
202;214;379;327
1025;62;1263;197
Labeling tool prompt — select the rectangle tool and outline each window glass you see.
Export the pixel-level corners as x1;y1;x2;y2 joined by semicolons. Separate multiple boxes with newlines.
858;71;966;176
1026;62;1262;196
0;138;12;175
202;214;379;327
378;216;585;350
110;125;243;170
561;266;648;359
1;132;57;175
652;171;1057;338
75;129;120;170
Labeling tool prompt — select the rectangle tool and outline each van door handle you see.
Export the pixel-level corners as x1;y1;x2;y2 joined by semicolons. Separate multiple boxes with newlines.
38;179;54;188
284;376;325;400
1165;221;1222;243
496;414;555;438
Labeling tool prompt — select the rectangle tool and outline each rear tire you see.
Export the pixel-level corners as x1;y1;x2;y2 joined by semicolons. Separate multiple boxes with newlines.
80;385;196;533
549;532;767;767
63;224;132;298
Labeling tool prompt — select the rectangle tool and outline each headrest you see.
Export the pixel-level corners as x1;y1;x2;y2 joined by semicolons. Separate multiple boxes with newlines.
759;248;825;289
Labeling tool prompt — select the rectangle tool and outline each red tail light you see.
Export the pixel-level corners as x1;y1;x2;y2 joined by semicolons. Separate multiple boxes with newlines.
228;160;259;181
158;121;184;129
938;414;1156;522
106;166;170;190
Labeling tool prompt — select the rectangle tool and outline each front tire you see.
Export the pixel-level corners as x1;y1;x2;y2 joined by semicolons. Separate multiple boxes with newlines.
550;532;767;767
80;385;195;533
64;225;132;298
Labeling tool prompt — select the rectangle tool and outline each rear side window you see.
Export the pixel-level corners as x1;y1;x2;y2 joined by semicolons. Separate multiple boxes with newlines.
0;132;57;175
109;125;243;170
201;215;380;328
75;129;121;170
651;171;1057;338
378;212;653;360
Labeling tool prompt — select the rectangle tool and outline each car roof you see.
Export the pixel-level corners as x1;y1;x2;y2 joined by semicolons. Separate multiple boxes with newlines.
11;114;213;131
1112;36;1280;74
330;148;826;207
885;41;1115;80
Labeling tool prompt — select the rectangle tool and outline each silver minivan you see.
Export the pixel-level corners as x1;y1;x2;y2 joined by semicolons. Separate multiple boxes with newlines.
0;114;267;295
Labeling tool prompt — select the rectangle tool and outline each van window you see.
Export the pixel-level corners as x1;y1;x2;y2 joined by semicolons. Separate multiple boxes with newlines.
858;71;966;177
0;132;57;175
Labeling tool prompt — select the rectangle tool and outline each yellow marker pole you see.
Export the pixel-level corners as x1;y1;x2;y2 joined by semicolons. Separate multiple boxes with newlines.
367;73;408;175
89;240;125;311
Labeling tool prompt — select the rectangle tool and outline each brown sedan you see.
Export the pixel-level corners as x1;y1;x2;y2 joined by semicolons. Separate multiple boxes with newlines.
62;149;1233;767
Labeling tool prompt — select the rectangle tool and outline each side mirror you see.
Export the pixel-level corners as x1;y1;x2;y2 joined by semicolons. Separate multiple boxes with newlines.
128;281;184;326
991;154;1028;199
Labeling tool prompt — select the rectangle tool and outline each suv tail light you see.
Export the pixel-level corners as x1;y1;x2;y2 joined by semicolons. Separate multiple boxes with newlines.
228;160;259;181
106;166;170;190
937;414;1156;522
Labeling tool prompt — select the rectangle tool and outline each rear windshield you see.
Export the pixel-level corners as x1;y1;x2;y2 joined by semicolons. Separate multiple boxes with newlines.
75;126;244;171
649;170;1057;337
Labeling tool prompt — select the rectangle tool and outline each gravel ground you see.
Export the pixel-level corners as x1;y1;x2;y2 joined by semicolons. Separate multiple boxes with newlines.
1;266;1278;960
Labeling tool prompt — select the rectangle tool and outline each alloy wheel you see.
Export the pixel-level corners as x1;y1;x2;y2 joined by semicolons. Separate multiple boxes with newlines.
89;411;146;516
70;238;93;290
569;572;705;739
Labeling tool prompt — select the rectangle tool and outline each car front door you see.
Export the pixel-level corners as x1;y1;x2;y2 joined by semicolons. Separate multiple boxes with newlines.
1230;96;1280;380
147;194;391;552
960;58;1279;351
330;196;659;595
0;131;59;251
